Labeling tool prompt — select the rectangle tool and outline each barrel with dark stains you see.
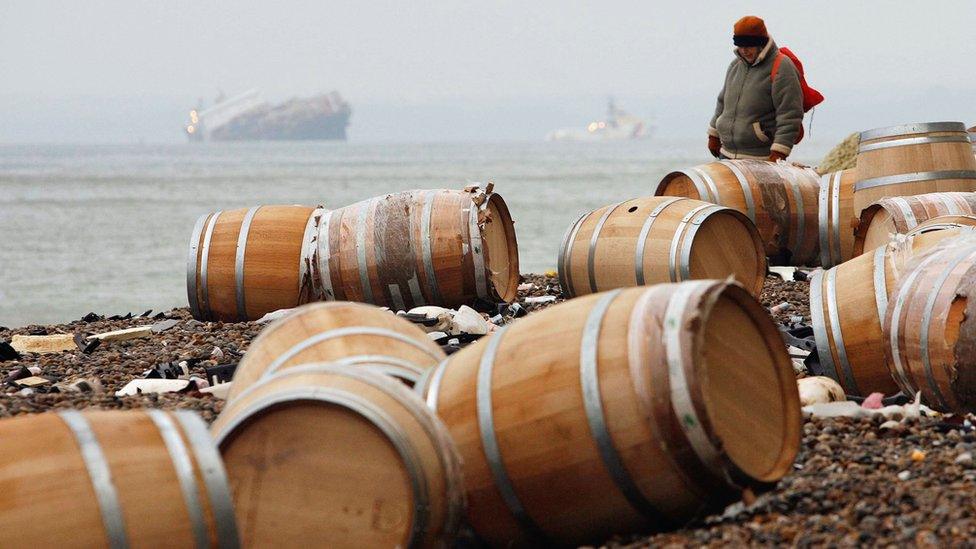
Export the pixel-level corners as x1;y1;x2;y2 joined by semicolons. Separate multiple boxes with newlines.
310;186;518;309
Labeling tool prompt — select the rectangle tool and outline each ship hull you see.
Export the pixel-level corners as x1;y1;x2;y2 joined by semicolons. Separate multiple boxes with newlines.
209;109;350;141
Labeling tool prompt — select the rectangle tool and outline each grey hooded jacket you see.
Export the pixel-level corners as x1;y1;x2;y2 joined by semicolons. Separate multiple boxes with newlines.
708;38;803;159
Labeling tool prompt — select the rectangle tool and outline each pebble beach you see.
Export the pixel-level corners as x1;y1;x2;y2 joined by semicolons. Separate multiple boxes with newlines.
5;273;974;546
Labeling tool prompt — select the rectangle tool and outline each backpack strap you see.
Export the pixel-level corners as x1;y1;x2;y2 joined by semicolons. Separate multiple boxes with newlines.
771;52;786;83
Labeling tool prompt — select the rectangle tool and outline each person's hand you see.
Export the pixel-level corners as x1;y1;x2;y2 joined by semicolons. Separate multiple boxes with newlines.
768;150;787;162
708;136;721;158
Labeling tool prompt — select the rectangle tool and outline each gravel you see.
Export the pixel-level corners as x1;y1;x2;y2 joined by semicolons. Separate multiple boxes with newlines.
9;274;972;546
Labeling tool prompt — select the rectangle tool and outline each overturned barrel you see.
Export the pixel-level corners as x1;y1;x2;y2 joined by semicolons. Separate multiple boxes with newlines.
0;410;238;548
655;160;820;265
884;234;976;412
854;122;976;215
557;196;765;298
810;229;969;396
818;169;857;268
418;281;800;546
311;186;518;310
228;301;445;400
213;364;465;548
854;192;976;254
188;205;323;322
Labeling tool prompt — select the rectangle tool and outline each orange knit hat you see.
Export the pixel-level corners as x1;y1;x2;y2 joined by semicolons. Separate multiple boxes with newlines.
733;15;768;47
734;15;768;37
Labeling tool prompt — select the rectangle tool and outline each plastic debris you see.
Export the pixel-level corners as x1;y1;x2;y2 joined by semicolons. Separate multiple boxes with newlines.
52;378;104;394
770;302;792;314
116;379;191;396
87;326;152;343
201;382;232;400
210;346;224;360
517;283;536;292
797;376;845;406
524;295;557;304
861;393;885;409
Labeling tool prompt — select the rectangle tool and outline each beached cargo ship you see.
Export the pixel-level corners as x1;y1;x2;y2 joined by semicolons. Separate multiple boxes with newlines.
185;90;350;141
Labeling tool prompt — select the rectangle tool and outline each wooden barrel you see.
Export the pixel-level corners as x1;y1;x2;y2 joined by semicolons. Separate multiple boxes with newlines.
853;122;976;215
854;192;976;254
809;229;968;396
188;205;323;322
417;281;800;546
557;196;765;298
228;301;446;401
310;186;518;310
883;234;976;412
655;160;820;265
817;169;857;268
0;410;238;548
212;364;465;548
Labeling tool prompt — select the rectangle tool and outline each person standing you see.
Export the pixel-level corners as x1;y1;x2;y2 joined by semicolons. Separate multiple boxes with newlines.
707;16;803;161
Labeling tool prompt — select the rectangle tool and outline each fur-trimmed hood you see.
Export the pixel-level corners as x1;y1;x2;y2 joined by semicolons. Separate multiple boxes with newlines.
734;37;777;67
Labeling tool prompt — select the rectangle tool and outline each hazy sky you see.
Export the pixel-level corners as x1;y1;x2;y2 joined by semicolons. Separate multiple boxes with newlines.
2;1;976;142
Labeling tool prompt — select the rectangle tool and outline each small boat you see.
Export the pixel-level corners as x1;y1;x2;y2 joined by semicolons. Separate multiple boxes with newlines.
546;98;648;142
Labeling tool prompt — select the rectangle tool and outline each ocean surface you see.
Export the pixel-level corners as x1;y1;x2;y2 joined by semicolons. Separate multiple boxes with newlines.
0;140;830;327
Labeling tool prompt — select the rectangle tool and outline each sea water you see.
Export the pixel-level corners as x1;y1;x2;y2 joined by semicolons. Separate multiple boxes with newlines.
0;140;828;326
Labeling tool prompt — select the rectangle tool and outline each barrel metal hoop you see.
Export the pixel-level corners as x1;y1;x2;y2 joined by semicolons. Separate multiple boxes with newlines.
830;171;843;265
356;199;376;304
147;410;209;549
872;246;889;322
588;202;626;294
329;355;425;383
669;204;713;282
213;389;429;547
59;411;129;549
774;164;806;256
235;206;261;322
918;247;976;409
199;211;222;321
421;192;443;305
557;212;587;297
809;270;839;382
889;197;919;230
635;198;684;285
476;326;549;542
719;161;756;221
678;206;724;281
887;252;945;393
580;289;658;516
662;281;726;478
854;170;976;192
690;167;720;203
261;327;443;378
299;208;323;299
825;269;860;395
173;412;240;549
467;203;489;300
316;210;336;300
858;134;972;153
682;169;714;203
818;174;832;267
859;122;966;141
187;213;208;320
558;211;589;298
424;359;449;412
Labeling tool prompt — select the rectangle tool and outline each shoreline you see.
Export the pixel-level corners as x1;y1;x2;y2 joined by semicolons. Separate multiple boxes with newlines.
3;274;974;545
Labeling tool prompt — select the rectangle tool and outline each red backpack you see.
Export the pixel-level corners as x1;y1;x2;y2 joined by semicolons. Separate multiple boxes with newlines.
772;47;824;143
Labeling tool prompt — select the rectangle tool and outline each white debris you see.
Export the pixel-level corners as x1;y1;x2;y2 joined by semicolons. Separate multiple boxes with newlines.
256;308;295;324
210;346;224;360
797;376;845;407
768;266;798;281
517;283;536;292
200;382;232;400
450;306;490;335
803;391;935;420
523;295;557;304
116;379;190;396
897;470;911;481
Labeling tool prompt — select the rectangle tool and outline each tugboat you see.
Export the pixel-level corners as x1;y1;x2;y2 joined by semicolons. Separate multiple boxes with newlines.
546;98;648;142
185;89;351;141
